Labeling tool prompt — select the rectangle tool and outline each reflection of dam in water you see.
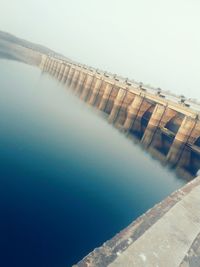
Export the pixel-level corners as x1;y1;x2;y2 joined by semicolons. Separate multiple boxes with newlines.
40;55;200;182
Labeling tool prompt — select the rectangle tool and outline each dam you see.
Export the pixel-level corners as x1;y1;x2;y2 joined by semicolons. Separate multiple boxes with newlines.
40;55;200;178
1;32;200;266
39;54;200;266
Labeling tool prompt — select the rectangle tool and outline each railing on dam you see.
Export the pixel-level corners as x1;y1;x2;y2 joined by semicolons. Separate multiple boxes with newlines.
40;55;200;181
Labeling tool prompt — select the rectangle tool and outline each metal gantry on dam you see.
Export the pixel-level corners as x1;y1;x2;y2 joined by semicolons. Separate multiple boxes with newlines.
40;54;200;180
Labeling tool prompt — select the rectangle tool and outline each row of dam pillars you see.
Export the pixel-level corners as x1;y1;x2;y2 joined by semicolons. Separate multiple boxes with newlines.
41;56;200;171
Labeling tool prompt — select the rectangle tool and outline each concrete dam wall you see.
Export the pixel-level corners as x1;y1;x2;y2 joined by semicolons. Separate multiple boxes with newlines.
1;29;200;266
40;54;200;267
40;55;200;178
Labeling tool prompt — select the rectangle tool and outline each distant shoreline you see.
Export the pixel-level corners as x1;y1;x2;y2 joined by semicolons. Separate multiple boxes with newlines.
0;30;65;66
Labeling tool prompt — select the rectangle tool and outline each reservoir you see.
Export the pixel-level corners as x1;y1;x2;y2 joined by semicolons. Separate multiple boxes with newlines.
0;59;197;267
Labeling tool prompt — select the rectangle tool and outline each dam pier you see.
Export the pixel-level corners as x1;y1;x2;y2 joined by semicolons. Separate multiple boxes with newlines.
40;54;200;267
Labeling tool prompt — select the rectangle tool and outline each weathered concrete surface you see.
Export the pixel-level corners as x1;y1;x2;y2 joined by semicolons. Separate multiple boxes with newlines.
75;176;200;267
109;182;200;267
180;232;200;267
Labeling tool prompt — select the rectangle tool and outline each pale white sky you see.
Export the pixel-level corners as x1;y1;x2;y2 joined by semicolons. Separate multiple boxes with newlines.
1;0;200;99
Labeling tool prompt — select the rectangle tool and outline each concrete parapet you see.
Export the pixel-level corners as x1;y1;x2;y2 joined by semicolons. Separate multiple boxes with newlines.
75;176;200;267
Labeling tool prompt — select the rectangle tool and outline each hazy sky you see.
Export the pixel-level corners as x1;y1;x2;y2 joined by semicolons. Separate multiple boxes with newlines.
1;0;200;99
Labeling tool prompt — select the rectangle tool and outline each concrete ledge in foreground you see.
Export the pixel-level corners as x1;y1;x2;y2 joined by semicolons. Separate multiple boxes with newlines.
74;176;200;267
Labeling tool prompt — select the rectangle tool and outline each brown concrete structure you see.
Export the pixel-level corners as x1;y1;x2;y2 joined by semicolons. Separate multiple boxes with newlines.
40;53;200;177
99;82;113;111
88;78;103;105
62;64;71;84
40;54;200;176
141;104;177;147
58;63;65;81
123;94;152;132
108;88;127;123
76;71;87;95
80;74;95;101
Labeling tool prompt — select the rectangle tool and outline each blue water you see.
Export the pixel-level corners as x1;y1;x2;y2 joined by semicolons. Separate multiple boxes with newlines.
0;60;185;267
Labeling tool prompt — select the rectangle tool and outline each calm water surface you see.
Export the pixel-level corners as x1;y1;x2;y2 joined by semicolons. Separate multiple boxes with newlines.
0;60;186;267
